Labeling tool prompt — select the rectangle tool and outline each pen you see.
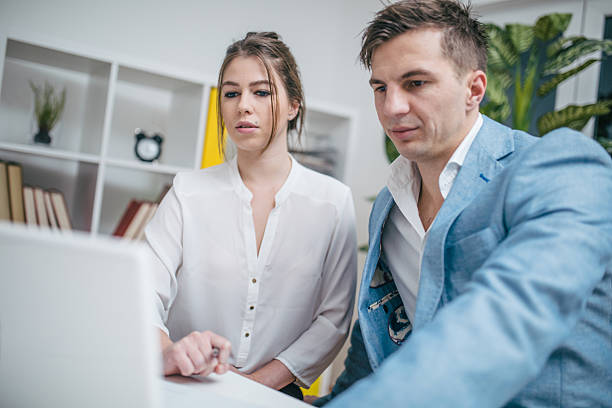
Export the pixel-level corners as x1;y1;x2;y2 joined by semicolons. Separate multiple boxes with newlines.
212;346;235;365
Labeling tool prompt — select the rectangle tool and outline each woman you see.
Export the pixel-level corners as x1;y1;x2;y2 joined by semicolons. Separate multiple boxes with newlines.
145;32;357;398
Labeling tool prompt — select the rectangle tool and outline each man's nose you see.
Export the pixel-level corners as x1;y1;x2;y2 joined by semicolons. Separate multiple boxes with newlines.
383;88;410;118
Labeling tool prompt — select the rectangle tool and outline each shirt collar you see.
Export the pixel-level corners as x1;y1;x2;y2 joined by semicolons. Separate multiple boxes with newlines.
445;113;483;169
438;113;483;198
228;154;300;206
386;112;483;202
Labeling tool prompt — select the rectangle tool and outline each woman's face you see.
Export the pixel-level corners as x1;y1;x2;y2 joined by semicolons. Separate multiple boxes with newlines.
220;56;297;154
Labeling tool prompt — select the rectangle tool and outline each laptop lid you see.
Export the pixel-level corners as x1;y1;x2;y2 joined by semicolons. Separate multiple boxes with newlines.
0;223;161;408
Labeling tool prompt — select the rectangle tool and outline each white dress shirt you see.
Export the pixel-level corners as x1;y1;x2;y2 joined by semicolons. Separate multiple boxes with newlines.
144;156;357;387
382;114;483;323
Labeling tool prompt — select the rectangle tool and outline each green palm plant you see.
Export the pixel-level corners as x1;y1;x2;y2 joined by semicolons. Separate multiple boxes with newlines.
481;13;612;137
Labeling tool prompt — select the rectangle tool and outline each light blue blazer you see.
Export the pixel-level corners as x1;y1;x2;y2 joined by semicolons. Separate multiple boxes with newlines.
320;117;612;407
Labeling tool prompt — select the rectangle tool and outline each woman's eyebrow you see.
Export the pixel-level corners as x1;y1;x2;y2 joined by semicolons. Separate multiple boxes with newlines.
221;80;271;88
249;80;271;87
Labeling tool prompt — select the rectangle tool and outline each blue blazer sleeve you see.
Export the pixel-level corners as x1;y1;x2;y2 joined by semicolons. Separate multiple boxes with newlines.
327;131;612;407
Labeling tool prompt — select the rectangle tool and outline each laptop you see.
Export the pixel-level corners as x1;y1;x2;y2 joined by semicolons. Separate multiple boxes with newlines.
0;223;161;408
0;223;306;408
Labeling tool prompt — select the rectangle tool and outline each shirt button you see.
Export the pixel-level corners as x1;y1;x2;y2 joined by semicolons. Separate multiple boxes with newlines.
251;278;257;284
245;332;250;337
249;305;254;310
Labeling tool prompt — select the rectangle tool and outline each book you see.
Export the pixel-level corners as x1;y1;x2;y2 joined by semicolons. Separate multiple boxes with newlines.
33;187;49;228
49;190;72;231
22;186;37;226
44;191;59;230
112;200;141;237
123;201;151;240
7;162;24;223
134;202;158;241
0;161;10;221
156;183;172;204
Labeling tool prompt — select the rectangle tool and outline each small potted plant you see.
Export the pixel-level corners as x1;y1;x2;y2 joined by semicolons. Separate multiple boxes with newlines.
29;81;66;145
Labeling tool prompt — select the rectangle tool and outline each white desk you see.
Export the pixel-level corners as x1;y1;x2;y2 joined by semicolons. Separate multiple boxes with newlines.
160;372;309;407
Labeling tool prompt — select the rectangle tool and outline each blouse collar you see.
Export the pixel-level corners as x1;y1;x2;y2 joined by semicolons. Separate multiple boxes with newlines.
228;154;301;207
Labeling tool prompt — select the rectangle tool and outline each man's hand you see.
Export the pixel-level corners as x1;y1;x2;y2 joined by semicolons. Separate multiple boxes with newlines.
161;330;231;377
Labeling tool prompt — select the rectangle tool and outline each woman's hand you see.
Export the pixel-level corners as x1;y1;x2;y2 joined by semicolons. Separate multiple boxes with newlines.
161;330;231;377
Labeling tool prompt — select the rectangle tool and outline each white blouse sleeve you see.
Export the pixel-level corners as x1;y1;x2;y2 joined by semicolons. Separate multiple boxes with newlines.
276;189;358;387
143;184;183;334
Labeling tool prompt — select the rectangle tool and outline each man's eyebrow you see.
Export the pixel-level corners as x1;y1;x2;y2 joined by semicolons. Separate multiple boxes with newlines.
369;70;432;86
401;69;432;78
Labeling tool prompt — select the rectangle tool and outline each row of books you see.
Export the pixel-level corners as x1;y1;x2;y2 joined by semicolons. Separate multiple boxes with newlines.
0;160;71;230
112;200;158;241
111;184;169;241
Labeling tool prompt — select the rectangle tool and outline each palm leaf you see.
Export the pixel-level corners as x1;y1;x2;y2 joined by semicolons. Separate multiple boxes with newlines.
482;69;512;123
485;70;512;104
513;50;540;131
385;135;399;163
537;58;599;97
546;35;585;58
537;101;612;135
486;24;518;69
534;13;572;41
544;39;612;74
481;101;511;123
597;138;612;155
506;24;534;53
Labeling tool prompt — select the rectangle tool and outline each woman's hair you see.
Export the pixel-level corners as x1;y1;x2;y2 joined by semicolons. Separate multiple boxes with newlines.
217;31;305;155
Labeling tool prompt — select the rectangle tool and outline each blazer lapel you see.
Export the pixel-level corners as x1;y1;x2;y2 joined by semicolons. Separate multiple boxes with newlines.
360;188;395;294
413;117;516;329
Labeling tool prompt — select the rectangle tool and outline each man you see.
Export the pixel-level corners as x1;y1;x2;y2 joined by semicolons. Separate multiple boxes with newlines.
316;1;612;406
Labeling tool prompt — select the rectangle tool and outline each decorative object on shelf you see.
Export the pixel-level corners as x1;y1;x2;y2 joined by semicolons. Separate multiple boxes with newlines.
289;148;337;176
481;13;612;137
134;128;163;162
29;81;66;145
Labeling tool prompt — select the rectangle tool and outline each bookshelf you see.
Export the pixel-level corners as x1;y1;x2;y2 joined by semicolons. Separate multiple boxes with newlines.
0;33;355;235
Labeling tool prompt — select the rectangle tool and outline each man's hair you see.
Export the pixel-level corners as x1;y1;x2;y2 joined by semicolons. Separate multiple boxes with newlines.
360;0;488;75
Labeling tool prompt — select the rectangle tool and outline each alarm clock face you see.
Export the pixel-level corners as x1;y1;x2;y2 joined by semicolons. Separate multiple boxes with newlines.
134;131;163;162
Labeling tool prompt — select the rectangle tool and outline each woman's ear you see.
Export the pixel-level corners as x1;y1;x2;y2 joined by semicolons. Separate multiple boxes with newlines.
288;100;299;121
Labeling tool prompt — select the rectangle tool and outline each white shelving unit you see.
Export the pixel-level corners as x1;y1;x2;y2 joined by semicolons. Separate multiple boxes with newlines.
0;33;355;235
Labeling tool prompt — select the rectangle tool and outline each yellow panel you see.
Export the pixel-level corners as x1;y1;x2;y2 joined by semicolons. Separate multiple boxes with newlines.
201;87;225;169
301;375;321;397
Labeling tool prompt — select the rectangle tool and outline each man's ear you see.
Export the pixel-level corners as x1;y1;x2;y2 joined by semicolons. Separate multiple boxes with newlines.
466;70;487;110
288;100;300;121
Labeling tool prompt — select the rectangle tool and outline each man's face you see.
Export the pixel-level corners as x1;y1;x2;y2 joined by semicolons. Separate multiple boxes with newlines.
370;28;476;166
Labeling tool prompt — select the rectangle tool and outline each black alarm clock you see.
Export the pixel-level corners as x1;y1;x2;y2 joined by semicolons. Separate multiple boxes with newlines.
134;129;163;162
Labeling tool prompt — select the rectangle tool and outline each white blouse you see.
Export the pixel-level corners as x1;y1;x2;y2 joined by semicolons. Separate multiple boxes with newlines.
144;156;357;387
